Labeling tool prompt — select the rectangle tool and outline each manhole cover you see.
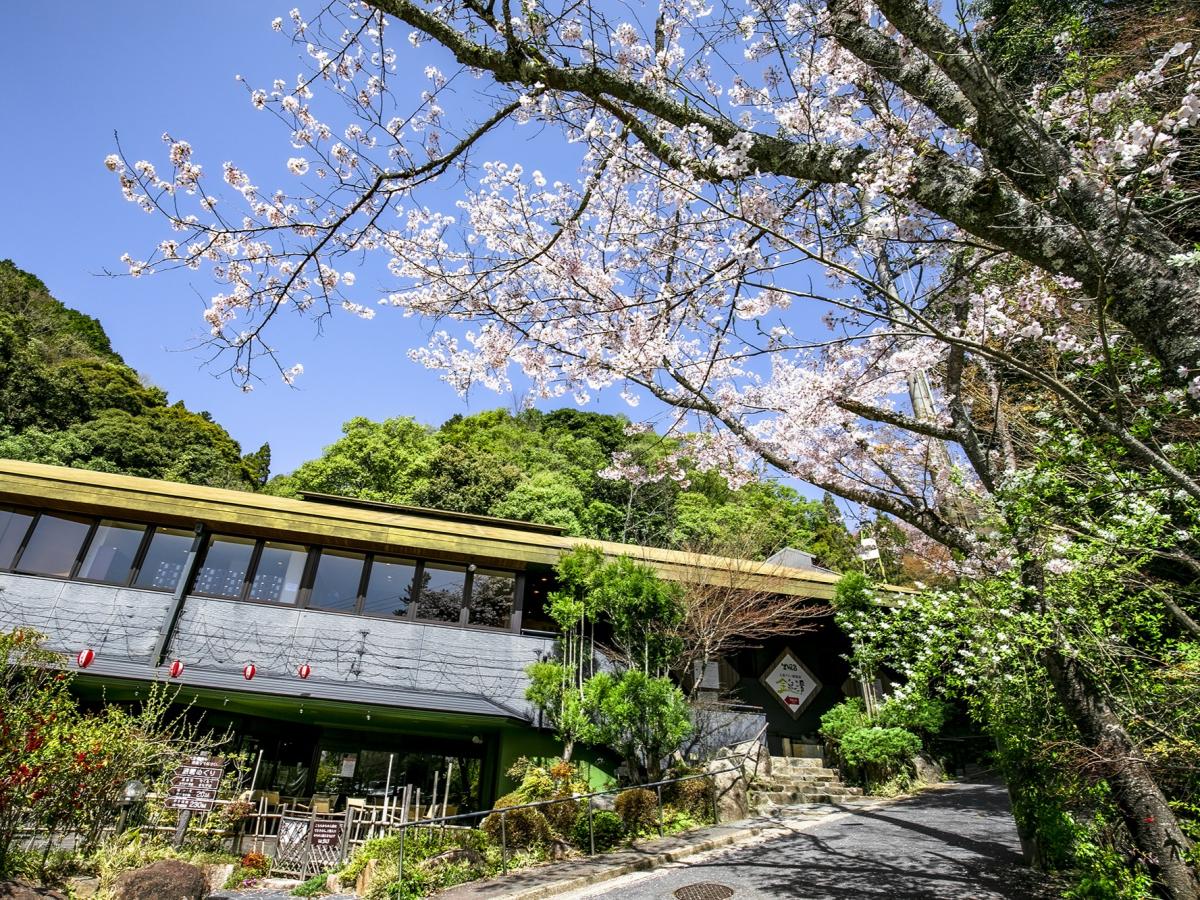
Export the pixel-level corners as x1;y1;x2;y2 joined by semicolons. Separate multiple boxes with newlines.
674;884;735;900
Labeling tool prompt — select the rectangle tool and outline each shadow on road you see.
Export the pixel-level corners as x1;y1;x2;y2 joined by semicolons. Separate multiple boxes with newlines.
666;780;1053;899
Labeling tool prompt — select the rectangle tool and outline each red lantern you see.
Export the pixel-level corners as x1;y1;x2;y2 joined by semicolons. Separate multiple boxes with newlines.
297;663;311;680
242;663;256;681
76;648;95;669
169;659;185;678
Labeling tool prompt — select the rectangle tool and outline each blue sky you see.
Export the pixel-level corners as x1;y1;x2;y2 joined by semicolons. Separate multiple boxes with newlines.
0;1;594;474
1;2;833;501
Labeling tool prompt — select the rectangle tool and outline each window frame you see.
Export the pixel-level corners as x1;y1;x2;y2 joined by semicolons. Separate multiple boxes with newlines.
129;525;197;592
357;552;420;620
72;519;154;588
0;505;39;572
11;511;97;580
301;546;369;615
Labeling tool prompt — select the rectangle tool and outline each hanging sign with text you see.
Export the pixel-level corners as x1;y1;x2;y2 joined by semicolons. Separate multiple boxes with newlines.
760;649;822;719
164;757;224;812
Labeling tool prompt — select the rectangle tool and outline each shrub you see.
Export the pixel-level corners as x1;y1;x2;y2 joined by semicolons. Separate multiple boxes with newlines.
818;698;870;744
664;777;712;821
540;791;581;839
292;873;328;896
240;851;269;873
876;697;949;736
839;727;921;771
482;795;552;849
614;788;658;835
571;809;623;852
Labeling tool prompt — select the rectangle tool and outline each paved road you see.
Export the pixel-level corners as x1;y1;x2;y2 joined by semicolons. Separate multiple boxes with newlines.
563;779;1054;900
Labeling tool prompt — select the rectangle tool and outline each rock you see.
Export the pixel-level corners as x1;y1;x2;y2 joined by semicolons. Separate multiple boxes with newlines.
112;859;206;900
354;857;377;897
325;873;343;894
0;881;68;900
548;838;573;861
200;864;233;896
66;877;99;898
589;793;616;812
419;847;486;870
708;744;764;822
912;753;946;785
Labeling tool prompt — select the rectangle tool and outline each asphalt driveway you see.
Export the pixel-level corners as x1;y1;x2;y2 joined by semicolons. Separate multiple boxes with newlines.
566;778;1055;899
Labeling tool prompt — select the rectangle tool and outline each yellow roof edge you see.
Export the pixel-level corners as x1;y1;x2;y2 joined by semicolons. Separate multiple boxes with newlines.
0;459;906;599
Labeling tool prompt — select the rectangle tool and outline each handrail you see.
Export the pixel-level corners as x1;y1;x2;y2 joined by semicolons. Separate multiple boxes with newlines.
386;760;758;885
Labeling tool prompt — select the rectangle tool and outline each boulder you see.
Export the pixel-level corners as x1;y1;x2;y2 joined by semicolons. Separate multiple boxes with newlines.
113;859;206;900
200;864;234;896
66;877;99;898
912;753;946;785
0;882;68;900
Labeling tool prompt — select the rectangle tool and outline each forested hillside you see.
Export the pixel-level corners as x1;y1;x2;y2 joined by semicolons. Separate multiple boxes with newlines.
0;258;864;565
265;410;864;565
0;259;269;489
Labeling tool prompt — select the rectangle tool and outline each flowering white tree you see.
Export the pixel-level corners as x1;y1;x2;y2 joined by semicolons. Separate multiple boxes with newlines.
110;0;1200;892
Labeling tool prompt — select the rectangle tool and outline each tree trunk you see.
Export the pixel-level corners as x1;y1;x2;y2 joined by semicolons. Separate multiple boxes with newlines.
1042;647;1199;899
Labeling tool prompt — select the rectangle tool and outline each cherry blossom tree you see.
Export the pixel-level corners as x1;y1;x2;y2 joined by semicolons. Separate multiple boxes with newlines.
108;0;1200;893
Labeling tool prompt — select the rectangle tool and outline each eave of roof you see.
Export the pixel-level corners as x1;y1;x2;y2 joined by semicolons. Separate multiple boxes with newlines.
0;459;849;599
72;656;524;723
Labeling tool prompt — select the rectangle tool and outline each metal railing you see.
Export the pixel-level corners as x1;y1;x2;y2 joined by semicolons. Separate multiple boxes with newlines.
388;760;756;886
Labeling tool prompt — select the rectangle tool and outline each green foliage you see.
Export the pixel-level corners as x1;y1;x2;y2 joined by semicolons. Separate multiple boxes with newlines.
613;788;659;835
663;776;713;821
838;727;922;770
583;671;693;782
819;699;872;744
0;259;260;488
572;809;624;852
270;408;856;562
876;697;949;736
502;757;586;838
292;873;330;896
0;627;238;879
481;795;553;849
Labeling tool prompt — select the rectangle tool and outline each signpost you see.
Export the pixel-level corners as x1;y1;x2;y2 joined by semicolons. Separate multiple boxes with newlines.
310;819;343;848
759;649;822;718
168;756;224;845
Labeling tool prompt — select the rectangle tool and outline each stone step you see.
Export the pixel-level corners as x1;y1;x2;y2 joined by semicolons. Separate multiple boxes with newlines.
749;786;862;805
763;767;841;780
770;756;827;770
753;778;848;792
786;743;825;759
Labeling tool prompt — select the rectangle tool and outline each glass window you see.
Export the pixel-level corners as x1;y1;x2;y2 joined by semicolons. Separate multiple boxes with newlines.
362;556;417;618
309;549;365;612
248;541;307;604
416;562;466;623
15;513;91;577
133;527;194;590
193;534;255;598
77;520;146;585
0;508;34;569
468;570;515;628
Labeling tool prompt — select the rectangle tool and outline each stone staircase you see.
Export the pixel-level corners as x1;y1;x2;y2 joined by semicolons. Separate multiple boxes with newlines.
748;744;863;814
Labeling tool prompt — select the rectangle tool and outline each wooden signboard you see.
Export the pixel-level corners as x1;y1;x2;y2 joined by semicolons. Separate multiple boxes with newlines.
166;757;224;814
310;819;344;848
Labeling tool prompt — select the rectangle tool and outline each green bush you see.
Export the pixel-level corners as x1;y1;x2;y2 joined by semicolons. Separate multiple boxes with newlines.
819;698;870;744
876;697;949;735
571;808;624;852
839;727;921;770
540;791;581;839
292;873;329;896
482;795;552;849
664;777;713;821
614;788;659;835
